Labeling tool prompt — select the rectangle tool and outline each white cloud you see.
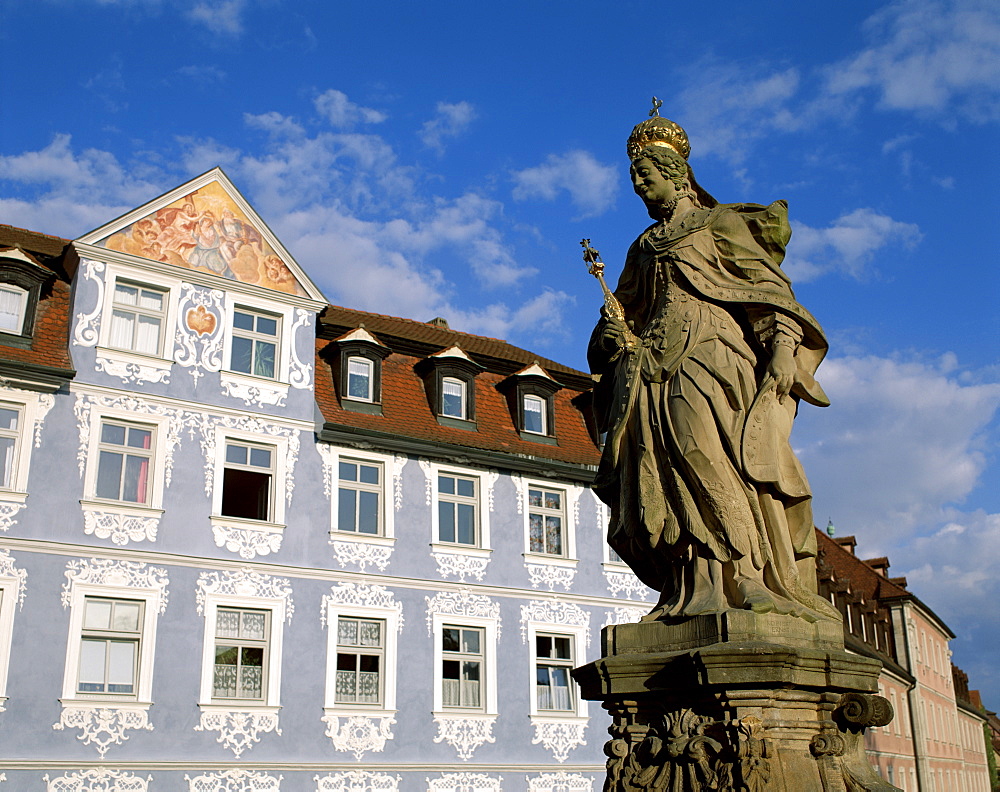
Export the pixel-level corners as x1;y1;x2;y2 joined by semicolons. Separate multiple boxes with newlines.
313;90;387;128
419;101;476;154
511;150;619;219
187;0;247;35
784;208;921;281
177;65;227;84
824;0;1000;121
793;354;1000;544
244;111;305;139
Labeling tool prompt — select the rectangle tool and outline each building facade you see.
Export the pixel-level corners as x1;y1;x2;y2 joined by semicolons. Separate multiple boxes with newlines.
0;172;655;791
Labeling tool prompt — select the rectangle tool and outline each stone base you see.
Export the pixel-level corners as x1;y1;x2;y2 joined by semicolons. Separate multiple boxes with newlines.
573;612;900;792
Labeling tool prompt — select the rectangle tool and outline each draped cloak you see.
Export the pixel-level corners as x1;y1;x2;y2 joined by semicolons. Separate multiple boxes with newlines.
589;201;832;617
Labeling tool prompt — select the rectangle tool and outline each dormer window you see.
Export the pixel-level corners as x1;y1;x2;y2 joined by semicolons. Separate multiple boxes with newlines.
421;346;483;430
502;363;561;443
0;247;53;344
0;285;28;335
331;326;390;415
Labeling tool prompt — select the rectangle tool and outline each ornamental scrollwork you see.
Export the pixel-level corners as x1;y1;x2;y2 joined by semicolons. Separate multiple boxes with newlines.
0;502;25;533
44;768;151;792
174;282;225;384
321;713;396;761
60;558;169;613
601;606;647;631
211;522;283;559
433;550;490;582
425;589;501;639
82;507;160;546
426;773;502;792
320;583;404;630
52;704;153;759
531;719;588;763
288;308;313;389
0;549;27;608
520;600;591;647
195;568;294;621
185;769;282;791
194;708;281;758
526;562;576;592
314;771;401;792
604;569;648;600
72;259;105;347
95;353;171;385
433;713;497;761
331;539;394;572
526;771;593;792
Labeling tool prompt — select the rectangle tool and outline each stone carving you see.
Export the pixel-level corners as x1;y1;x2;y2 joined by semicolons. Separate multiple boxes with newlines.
288;308;313;389
188;412;300;504
320;583;404;631
587;110;838;623
811;693;897;791
34;393;55;447
520;600;591;647
392;454;406;509
185;769;282;791
512;473;527;514
44;768;151;792
72;259;105;347
0;549;27;609
603;709;771;792
433;713;497;761
532;719;588;763
602;569;647;601
220;372;289;407
0;502;25;533
526;772;593;792
426;773;502;792
483;469;499;512
418;458;435;505
322;713;396;760
74;392;185;486
212;522;283;559
82;506;160;546
53;704;153;758
600;606;647;631
95;352;171;385
174;282;225;385
331;539;394;572
60;558;169;613
194;707;281;758
314;771;401;792
433;550;490;582
526;562;576;592
425;589;501;640
195;568;294;621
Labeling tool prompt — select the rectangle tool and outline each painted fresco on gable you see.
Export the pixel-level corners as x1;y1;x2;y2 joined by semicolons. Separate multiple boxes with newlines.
98;182;308;297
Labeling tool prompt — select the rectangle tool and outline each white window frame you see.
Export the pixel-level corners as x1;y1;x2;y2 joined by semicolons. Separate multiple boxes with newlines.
436;471;481;548
0;392;46;498
523;620;589;721
335;455;386;538
60;579;163;706
327;447;396;555
345;356;374;403
0;558;25;710
323;600;400;717
428;462;492;560
81;408;169;520
210;427;288;536
522;393;548;435
96;266;180;375
440;376;467;420
522;482;576;562
0;284;29;336
221;294;294;389
197;591;287;713
430;613;498;717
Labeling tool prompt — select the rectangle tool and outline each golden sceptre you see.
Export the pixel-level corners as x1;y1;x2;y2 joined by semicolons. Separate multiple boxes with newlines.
581;238;637;349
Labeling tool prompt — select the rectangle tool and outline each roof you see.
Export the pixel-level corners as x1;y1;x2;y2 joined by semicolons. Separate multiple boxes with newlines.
315;307;602;474
0;225;75;379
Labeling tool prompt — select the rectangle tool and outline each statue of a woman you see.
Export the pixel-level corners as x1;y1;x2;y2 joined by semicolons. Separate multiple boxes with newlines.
589;113;839;623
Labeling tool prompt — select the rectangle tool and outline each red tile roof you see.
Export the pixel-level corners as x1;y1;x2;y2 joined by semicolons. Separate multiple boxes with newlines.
817;530;911;601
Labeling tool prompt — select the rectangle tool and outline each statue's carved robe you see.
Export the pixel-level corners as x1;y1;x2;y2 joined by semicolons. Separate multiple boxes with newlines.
589;202;835;620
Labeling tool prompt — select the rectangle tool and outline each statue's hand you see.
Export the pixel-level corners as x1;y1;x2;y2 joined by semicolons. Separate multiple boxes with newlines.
768;344;796;403
599;316;630;351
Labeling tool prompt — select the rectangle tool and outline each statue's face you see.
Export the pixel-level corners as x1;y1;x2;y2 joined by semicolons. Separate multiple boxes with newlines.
630;157;678;206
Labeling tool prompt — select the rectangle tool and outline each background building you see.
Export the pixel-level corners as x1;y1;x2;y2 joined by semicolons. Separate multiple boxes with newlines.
0;170;993;791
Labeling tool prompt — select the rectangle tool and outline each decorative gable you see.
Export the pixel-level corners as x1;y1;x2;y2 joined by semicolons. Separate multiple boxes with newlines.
78;169;323;301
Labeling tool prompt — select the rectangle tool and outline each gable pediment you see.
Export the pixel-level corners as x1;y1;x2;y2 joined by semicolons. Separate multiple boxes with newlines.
78;169;323;300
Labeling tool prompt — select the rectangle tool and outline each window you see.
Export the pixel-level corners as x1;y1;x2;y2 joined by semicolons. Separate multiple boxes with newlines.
0;285;28;335
523;394;546;435
535;634;574;712
438;474;478;546
529;487;565;556
335;617;384;706
338;459;382;535
221;440;274;521
108;282;167;356
95;421;153;505
442;626;483;710
0;405;21;489
441;377;466;419
212;607;270;701
231;307;279;379
77;597;144;696
346;357;374;402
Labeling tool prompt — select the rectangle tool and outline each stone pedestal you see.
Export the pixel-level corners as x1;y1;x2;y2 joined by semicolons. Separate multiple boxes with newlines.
573;613;900;791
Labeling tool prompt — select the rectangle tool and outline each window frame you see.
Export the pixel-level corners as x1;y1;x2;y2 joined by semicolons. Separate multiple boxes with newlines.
60;576;164;705
209;606;272;704
96;266;180;368
0;284;29;337
436;471;480;548
0;396;37;495
331;330;391;415
522;620;589;721
0;554;25;711
229;305;281;381
427;462;492;556
76;596;146;698
323;597;400;717
0;251;52;341
92;419;156;506
332;615;386;707
431;613;498;716
106;280;170;358
219;438;277;523
210;427;288;532
197;592;287;711
440;376;468;420
346;356;375;403
328;448;395;543
421;350;483;430
221;294;295;386
525;484;570;559
522;393;548;436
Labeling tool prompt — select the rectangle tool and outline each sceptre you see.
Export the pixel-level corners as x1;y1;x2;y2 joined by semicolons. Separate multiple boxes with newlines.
581;238;637;349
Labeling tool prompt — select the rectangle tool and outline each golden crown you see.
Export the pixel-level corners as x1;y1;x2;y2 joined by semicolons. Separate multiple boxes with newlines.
627;100;690;161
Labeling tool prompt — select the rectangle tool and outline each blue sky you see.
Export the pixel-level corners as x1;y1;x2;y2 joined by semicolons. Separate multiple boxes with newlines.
2;0;999;702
